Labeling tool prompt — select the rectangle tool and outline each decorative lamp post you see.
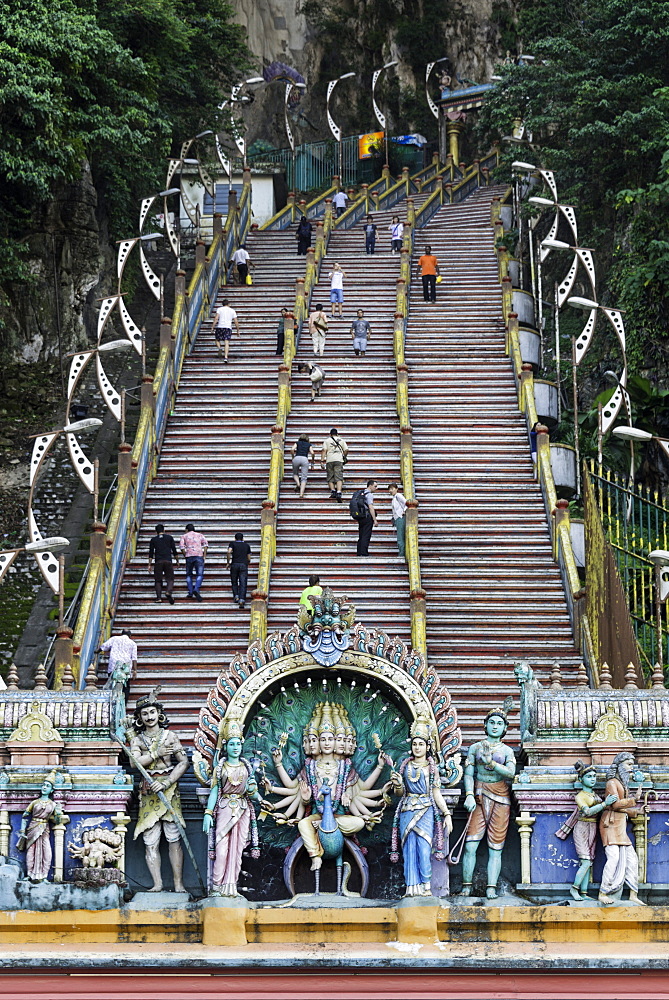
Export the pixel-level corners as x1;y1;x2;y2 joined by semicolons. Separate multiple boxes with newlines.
372;60;398;167
327;72;355;184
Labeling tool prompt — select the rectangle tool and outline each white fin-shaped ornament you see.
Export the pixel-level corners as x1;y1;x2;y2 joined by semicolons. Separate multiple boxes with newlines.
198;159;216;198
601;368;630;436
28;510;60;592
117;239;136;285
557;254;579;309
0;549;20;585
139;196;155;233
118;296;143;352
559;205;578;245
97;296;119;342
180;180;199;225
95;354;121;420
574;309;597;366
166;158;181;189
66;432;95;493
139;245;161;300
67;352;94;400
164;195;179;257
538;170;558;202
576;248;597;298
602;308;626;354
539;211;560;262
30;432;58;488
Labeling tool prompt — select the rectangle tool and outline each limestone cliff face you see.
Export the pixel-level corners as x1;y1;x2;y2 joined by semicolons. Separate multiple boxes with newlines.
0;161;108;363
235;0;514;149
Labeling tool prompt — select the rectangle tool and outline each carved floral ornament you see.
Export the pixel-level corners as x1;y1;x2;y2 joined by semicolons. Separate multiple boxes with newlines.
193;592;462;784
587;703;635;745
6;702;64;745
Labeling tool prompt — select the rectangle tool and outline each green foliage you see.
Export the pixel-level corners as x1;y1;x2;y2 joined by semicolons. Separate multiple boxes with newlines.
478;0;669;430
0;0;250;297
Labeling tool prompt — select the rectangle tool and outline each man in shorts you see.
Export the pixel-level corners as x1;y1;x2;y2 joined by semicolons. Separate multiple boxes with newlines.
321;427;348;502
350;309;371;356
213;298;240;362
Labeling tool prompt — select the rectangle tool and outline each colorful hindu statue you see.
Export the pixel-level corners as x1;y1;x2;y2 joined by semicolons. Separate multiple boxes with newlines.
266;701;390;871
17;772;64;882
598;751;645;905
129;692;189;893
461;707;516;899
389;719;452;897
203;719;267;897
555;760;619;901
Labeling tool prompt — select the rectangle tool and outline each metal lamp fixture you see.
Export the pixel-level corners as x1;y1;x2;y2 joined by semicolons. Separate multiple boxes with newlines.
372;60;398;167
0;536;70;591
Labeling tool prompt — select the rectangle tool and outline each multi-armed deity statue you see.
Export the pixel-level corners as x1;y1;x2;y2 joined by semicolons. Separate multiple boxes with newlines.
192;587;464;899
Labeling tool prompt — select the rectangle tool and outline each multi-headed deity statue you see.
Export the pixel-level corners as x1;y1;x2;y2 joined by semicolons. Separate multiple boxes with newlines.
461;707;516;899
17;772;64;882
264;700;390;872
389;719;452;897
555;760;619;900
129;692;189;893
598;751;645;905
203;719;269;897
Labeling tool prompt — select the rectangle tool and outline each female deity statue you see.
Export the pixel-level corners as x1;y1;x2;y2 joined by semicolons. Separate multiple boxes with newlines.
130;692;189;893
203;719;269;897
389;720;452;897
556;761;618;901
461;707;516;899
266;701;390;870
17;772;64;882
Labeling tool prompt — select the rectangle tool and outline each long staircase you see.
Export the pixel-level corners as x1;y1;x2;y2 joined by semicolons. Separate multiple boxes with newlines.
114;227;303;740
111;178;582;748
267;207;413;640
406;186;580;742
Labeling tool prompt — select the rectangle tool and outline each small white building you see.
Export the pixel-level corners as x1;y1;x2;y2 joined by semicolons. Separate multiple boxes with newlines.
179;165;283;237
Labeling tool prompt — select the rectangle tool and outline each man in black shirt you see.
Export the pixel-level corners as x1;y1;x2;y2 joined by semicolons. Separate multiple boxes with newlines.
227;532;251;609
148;523;178;604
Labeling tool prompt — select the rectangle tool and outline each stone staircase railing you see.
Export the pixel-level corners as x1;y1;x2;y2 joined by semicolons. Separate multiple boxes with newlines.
248;204;335;643
491;195;597;681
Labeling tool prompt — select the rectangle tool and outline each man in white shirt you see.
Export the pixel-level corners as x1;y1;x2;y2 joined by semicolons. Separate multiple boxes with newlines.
388;483;407;558
97;630;137;686
213;298;239;362
232;245;251;285
332;190;348;217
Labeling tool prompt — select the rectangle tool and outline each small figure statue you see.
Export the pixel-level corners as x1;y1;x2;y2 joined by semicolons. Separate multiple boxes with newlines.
69;827;123;869
203;719;267;897
17;772;64;882
389;720;452;897
130;692;189;893
555;761;618;900
461;707;516;899
598;751;646;905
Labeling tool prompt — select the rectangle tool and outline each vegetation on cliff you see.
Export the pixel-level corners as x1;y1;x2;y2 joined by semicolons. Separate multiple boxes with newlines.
0;0;250;326
479;0;669;380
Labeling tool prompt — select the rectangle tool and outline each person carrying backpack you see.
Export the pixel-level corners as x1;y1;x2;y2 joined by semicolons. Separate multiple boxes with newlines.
350;479;378;556
321;427;348;502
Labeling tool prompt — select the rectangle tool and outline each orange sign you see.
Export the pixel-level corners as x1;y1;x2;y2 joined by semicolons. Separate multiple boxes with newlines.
358;131;384;160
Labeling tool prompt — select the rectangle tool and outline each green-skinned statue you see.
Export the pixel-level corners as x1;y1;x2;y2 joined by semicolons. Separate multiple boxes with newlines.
461;707;515;899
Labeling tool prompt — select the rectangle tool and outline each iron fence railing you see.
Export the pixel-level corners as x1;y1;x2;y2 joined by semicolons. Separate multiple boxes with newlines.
589;462;669;671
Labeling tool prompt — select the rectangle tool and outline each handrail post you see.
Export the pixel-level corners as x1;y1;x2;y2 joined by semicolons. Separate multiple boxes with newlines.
402;166;410;194
406;198;415;227
361;183;369;213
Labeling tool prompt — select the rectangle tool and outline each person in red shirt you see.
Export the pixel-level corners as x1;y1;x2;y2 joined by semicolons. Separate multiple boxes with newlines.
417;245;440;302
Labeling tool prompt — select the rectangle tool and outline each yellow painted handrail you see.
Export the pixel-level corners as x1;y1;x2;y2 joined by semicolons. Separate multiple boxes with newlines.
492;200;587;659
69;230;226;686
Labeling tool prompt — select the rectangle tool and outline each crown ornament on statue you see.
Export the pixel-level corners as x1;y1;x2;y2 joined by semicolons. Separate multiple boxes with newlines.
484;695;514;726
219;718;244;742
135;685;163;713
410;716;437;745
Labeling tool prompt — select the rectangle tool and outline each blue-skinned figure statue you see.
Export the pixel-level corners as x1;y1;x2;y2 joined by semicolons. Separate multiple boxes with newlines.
297;587;356;667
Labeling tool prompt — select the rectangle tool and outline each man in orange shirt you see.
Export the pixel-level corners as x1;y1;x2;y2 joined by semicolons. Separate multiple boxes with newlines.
417;245;440;302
